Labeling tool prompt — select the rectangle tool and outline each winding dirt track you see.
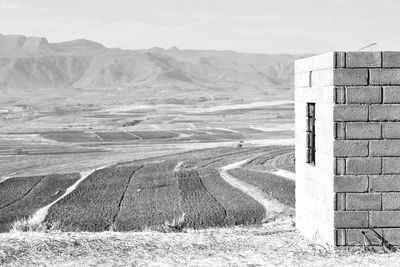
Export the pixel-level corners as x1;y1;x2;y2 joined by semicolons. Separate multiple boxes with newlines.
218;159;292;222
0;176;11;185
267;169;295;180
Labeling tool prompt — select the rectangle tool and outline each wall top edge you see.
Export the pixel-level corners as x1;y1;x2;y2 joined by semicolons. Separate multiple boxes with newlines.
295;52;337;73
295;51;400;73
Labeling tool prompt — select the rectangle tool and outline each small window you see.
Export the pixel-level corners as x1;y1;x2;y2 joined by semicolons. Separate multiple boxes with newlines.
306;103;315;165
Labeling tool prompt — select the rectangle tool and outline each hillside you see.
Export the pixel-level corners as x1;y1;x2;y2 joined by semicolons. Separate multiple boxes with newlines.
2;217;398;266
0;34;309;97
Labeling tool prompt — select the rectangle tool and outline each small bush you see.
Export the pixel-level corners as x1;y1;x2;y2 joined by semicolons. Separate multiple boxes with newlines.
10;218;62;232
10;218;46;232
237;140;244;148
163;213;187;232
122;120;142;127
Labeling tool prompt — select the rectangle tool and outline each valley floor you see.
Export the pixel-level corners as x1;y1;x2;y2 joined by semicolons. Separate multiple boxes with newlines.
1;216;399;267
2;98;397;266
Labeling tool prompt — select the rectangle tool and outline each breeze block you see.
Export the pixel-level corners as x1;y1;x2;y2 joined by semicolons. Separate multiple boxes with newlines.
295;51;400;246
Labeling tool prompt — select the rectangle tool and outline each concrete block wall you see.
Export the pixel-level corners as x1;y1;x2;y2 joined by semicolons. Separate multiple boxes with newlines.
296;51;400;246
333;51;400;246
295;52;336;245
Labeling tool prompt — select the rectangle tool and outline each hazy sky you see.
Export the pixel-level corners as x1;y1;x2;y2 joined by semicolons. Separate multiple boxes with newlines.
0;0;399;53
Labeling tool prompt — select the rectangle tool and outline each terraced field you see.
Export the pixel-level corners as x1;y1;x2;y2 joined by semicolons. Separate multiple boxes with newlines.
229;151;296;207
242;150;295;172
115;161;183;231
199;167;265;225
40;132;102;143
177;169;227;228
45;166;141;231
0;173;80;232
0;176;43;209
0;146;294;232
228;169;295;207
94;132;139;142
130;131;180;139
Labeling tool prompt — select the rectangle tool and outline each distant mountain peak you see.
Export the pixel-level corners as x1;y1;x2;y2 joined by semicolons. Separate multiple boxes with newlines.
55;39;106;50
0;34;51;56
0;33;308;94
23;36;50;49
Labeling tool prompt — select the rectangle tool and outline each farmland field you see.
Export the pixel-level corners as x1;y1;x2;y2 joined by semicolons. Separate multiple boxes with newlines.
177;169;227;228
199;167;265;225
130;131;180;139
0;173;80;232
94;132;139;142
40;131;102;143
0;92;296;232
0;145;294;232
228;168;295;207
0;94;293;174
45;165;141;231
43;146;290;231
115;161;183;231
0;176;43;209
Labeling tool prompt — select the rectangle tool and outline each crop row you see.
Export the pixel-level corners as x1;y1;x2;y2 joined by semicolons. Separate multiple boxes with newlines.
0;176;43;209
41;146;293;231
94;132;138;141
45;165;141;231
228;168;295;207
40;131;102;143
115;161;182;231
266;152;295;173
179;132;243;142
41;130;183;143
130;131;180;139
0;173;80;232
199;167;265;225
116;161;266;230
177;169;226;228
195;146;274;168
243;146;294;169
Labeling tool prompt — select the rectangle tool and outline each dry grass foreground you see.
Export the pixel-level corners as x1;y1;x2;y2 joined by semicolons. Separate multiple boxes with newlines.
2;217;400;267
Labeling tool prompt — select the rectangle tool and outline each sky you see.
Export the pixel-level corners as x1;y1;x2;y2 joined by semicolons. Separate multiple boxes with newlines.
0;0;400;54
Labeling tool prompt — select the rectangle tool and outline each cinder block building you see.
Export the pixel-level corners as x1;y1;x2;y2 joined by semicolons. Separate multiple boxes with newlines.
295;51;400;246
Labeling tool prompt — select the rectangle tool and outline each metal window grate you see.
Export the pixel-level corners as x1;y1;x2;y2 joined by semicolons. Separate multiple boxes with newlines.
306;103;315;165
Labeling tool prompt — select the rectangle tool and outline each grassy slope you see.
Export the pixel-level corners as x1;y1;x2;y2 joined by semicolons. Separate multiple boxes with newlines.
0;173;80;232
0;176;43;208
242;147;294;170
2;146;295;232
94;132;139;141
228;168;295;207
261;151;295;172
194;146;292;169
45;166;140;231
40;132;102;143
199;167;265;225
2;217;398;267
131;131;180;139
115;157;269;230
177;169;227;228
115;161;183;231
273;152;295;172
4;140;393;265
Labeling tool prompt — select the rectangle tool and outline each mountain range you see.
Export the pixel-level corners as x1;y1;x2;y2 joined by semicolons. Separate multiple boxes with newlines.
0;34;309;95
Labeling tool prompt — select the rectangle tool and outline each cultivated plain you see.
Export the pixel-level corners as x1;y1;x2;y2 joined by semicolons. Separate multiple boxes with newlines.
0;34;302;265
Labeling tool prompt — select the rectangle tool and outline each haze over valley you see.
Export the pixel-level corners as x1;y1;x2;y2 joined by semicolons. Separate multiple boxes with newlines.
0;34;302;178
4;1;400;265
0;34;306;96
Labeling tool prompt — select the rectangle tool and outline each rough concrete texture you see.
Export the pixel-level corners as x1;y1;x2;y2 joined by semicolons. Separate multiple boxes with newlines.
296;51;400;246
